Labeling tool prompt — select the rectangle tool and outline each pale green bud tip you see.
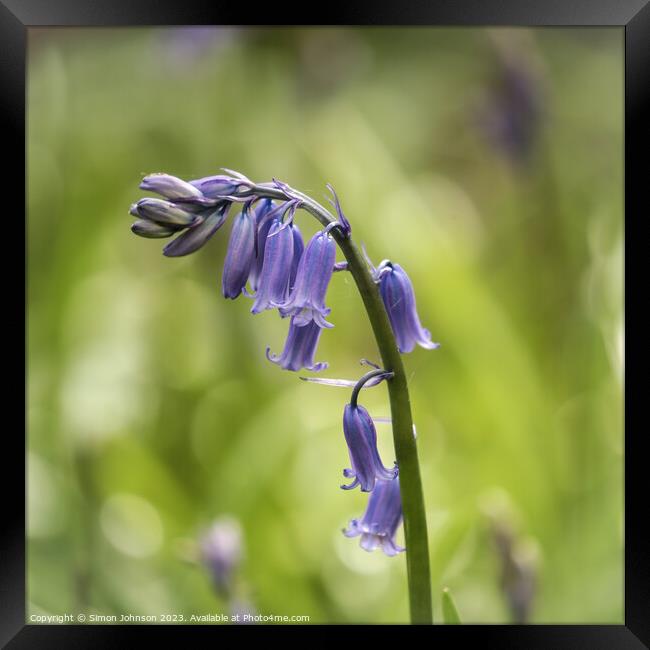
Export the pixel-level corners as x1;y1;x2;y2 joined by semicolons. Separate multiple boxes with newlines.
131;219;179;239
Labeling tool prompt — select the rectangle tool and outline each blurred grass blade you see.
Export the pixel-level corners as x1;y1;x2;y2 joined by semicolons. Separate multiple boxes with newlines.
442;587;461;624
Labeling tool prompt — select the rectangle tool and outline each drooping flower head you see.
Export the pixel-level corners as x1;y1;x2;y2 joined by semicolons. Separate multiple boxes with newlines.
199;516;243;597
222;202;256;299
341;401;397;492
377;261;440;354
266;317;327;372
344;477;405;556
280;227;336;328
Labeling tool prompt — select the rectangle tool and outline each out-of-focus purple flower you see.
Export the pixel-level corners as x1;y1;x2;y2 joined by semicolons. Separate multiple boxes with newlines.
248;199;276;293
199;517;243;597
163;203;231;257
140;173;204;200
491;517;538;623
222;204;256;299
132;197;200;227
477;37;545;166
378;261;440;354
344;477;404;556
130;219;181;239
266;317;327;372
279;229;336;328
341;402;397;492
163;27;239;69
251;217;295;314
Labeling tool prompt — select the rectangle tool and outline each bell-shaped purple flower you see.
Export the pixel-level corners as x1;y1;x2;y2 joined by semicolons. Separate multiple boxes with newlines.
279;230;336;328
222;205;256;299
247;199;276;293
344;477;405;556
251;218;294;314
341;403;397;492
266;317;327;372
378;262;440;354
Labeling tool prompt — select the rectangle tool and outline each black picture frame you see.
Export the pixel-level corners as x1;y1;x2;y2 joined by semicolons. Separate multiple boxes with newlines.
3;1;646;645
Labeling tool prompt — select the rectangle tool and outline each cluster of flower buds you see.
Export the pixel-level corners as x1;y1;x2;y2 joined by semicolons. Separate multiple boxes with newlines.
130;173;249;256
131;172;345;373
130;171;441;558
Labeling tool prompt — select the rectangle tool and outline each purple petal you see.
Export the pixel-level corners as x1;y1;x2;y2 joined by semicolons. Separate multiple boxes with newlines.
222;206;256;299
163;204;230;257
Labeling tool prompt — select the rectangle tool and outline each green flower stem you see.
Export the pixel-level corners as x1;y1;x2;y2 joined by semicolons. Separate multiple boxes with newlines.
246;183;433;624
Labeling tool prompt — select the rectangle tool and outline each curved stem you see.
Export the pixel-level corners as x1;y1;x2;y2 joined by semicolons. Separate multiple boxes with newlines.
350;368;393;408
247;183;434;624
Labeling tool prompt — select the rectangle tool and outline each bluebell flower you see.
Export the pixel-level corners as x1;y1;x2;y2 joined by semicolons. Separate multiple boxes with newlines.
344;477;405;556
247;199;276;293
378;262;440;354
266;317;327;372
163;203;231;257
251;216;295;314
478;44;544;167
222;204;256;299
199;517;243;597
341;402;397;492
140;173;204;200
279;229;336;328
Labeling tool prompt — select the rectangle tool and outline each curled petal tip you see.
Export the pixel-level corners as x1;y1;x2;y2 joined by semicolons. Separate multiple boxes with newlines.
266;318;328;373
343;478;404;557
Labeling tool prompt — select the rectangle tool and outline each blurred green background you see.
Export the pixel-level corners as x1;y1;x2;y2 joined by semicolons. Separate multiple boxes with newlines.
27;27;623;624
